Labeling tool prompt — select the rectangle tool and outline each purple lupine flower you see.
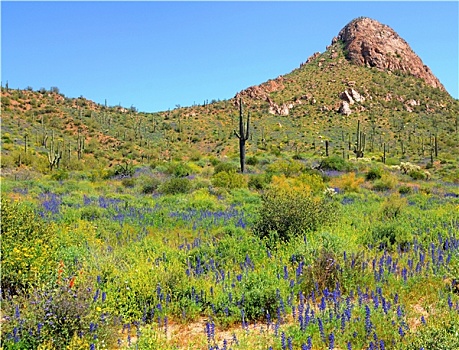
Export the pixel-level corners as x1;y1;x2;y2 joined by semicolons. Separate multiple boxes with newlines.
365;305;372;335
15;305;20;319
288;336;293;350
319;297;326;312
447;295;453;309
347;341;352;350
93;289;100;302
307;336;312;349
283;265;289;280
102;291;107;302
402;268;407;283
341;312;346;333
318;318;325;341
328;333;335;349
421;315;426;324
396;305;403;319
380;339;385;350
281;331;286;350
398;325;405;338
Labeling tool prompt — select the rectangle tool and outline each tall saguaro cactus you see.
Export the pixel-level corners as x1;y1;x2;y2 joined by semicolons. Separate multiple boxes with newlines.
353;120;366;158
47;130;62;171
234;98;250;173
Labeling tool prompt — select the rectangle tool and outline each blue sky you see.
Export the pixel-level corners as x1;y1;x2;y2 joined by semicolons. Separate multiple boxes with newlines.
2;1;458;112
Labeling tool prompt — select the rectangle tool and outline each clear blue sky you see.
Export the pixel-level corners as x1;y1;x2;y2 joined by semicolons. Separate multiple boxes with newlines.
2;1;458;112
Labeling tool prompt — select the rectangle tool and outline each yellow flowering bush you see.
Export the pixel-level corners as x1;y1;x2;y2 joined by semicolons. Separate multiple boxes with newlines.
1;198;57;294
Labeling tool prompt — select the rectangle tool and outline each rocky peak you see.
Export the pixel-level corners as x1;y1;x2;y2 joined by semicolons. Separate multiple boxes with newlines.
333;17;445;91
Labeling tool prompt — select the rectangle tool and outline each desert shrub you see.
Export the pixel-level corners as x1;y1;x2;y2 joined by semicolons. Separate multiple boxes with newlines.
331;172;364;193
253;176;339;243
400;313;459;350
385;157;400;166
214;161;238;174
211;170;247;189
113;161;135;178
398;185;413;194
50;169;69;181
1;280;106;350
302;249;341;294
159;177;192;195
248;173;270;190
373;173;398;191
246;155;259;166
365;167;383;180
165;162;192;178
408;169;427;180
378;193;407;220
80;205;104;221
366;221;412;250
121;177;136;188
238;269;280;321
1;198;57;294
140;177;161;194
318;155;348;171
266;159;305;177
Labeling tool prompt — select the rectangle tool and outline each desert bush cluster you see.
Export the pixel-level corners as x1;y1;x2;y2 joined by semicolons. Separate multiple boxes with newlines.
1;152;458;350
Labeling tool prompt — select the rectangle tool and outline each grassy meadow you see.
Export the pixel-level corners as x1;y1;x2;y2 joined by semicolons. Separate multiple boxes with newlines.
1;152;459;349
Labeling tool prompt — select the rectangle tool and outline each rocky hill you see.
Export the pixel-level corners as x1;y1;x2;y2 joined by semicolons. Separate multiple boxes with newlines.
1;17;458;179
334;17;445;91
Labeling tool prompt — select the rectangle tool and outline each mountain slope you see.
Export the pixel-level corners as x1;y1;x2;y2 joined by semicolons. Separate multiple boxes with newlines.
1;17;458;179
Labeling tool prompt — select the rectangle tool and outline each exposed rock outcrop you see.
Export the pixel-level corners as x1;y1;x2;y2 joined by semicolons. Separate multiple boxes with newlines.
333;17;445;91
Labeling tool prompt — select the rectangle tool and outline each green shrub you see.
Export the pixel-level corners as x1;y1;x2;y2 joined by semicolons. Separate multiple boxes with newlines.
80;206;104;221
378;193;407;220
302;249;341;294
121;177;136;188
248;173;270;190
159;177;192;195
253;180;339;243
50;169;69;181
373;173;398;191
400;312;459;350
385;157;400;166
366;220;412;250
365;167;383;180
165;162;192;178
214;161;238;174
211;170;247;189
318;155;348;171
266;159;305;177
239;270;280;321
140;177;161;194
409;169;427;180
246;155;259;166
398;185;413;194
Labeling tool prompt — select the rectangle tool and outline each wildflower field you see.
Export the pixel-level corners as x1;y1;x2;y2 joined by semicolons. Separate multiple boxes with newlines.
1;157;459;350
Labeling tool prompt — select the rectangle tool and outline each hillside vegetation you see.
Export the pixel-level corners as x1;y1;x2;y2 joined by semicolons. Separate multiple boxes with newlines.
1;21;459;350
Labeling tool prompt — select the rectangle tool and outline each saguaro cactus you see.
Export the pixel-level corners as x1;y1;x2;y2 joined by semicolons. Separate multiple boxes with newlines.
234;98;250;173
353;120;365;158
47;130;62;171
